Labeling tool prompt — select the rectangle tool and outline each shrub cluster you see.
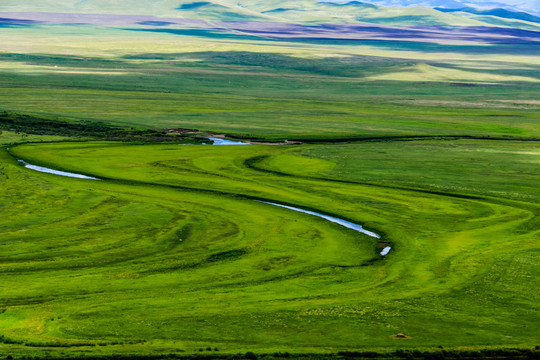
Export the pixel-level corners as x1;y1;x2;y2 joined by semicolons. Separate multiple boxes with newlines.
0;111;203;143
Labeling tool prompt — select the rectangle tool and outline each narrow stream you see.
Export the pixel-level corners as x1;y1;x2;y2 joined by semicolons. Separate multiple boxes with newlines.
207;137;250;145
16;157;390;256
261;202;390;256
260;201;380;238
17;160;101;180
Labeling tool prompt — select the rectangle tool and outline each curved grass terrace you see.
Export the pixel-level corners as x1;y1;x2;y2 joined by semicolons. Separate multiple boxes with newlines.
0;137;538;359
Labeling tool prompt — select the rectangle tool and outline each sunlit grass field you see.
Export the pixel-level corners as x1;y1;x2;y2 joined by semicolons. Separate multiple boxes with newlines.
0;139;537;358
1;25;540;141
0;17;539;359
0;130;69;144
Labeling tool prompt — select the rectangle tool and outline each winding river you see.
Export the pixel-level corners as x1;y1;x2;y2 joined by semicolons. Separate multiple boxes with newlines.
18;160;100;180
17;155;390;256
261;201;380;238
261;202;390;256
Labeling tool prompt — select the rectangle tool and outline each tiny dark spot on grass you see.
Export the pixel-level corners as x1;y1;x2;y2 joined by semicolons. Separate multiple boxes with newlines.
206;248;248;262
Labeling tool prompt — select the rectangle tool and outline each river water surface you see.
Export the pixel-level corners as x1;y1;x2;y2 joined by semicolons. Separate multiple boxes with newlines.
18;160;100;180
207;137;250;145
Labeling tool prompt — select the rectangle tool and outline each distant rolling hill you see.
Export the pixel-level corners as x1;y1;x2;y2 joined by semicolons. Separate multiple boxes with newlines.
436;7;540;23
341;0;540;16
2;0;540;45
1;0;539;27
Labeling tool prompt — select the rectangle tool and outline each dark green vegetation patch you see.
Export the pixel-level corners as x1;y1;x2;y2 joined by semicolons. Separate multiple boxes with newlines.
0;111;204;143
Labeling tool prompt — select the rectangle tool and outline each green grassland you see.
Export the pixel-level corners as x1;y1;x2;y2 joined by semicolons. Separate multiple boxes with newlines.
257;140;540;203
1;52;539;140
0;139;537;358
1;23;539;141
0;130;69;144
0;8;539;358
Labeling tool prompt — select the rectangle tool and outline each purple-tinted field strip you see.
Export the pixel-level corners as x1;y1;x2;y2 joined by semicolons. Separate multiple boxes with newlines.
0;12;209;27
217;21;540;43
0;17;40;24
2;11;540;44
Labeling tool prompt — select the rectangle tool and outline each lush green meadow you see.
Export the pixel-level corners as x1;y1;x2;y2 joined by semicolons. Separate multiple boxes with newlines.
0;138;537;358
0;130;68;144
0;9;539;358
1;24;539;141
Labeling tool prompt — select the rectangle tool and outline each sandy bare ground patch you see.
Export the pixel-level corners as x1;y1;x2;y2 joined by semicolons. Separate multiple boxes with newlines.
492;100;540;106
